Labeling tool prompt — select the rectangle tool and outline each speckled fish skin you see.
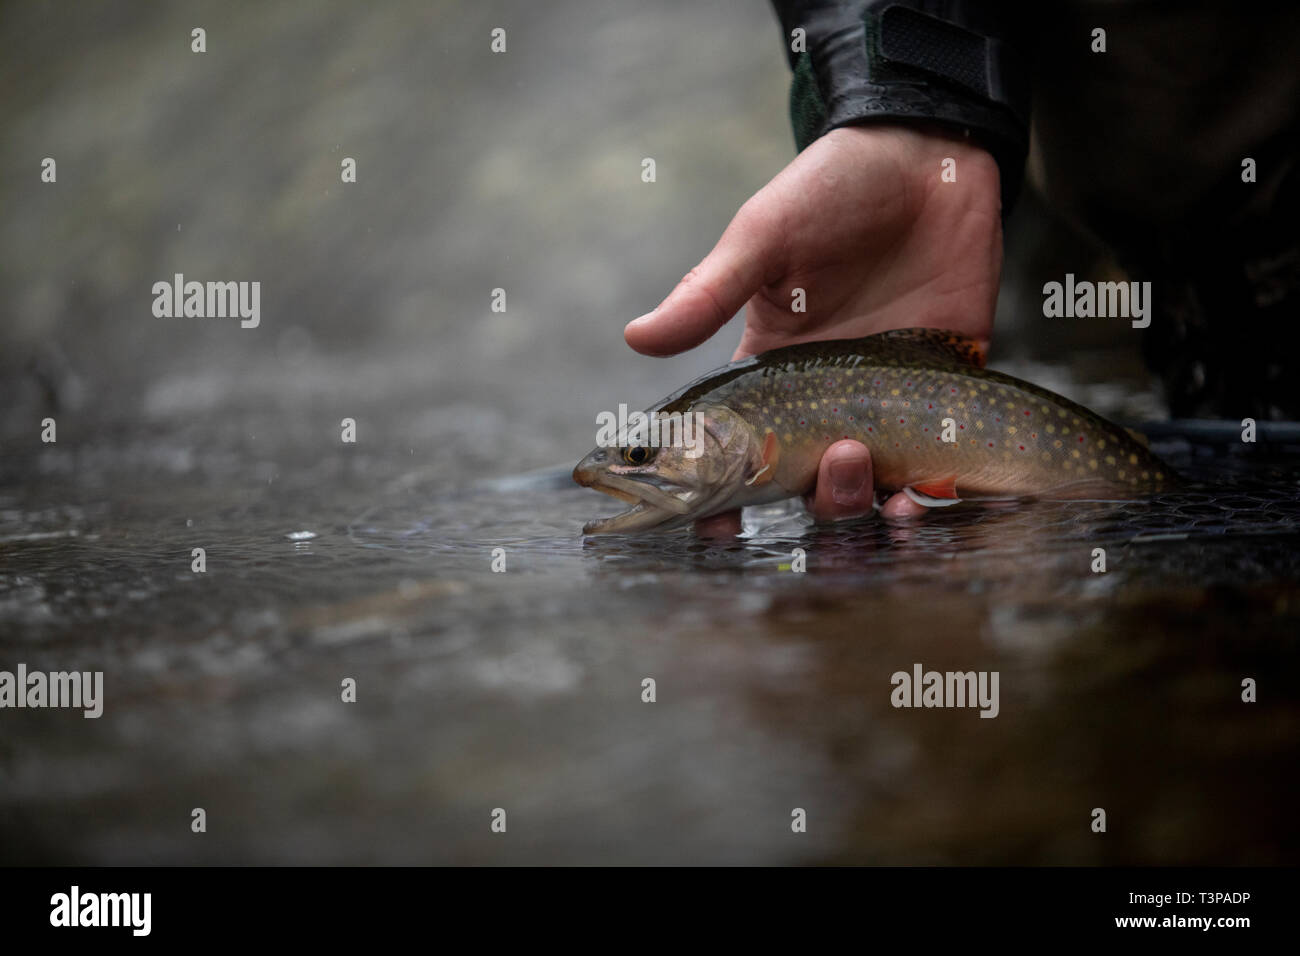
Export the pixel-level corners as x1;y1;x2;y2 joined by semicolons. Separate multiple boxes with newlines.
574;328;1179;533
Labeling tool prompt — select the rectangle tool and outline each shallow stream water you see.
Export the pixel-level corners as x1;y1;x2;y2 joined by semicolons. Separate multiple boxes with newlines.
3;428;1298;864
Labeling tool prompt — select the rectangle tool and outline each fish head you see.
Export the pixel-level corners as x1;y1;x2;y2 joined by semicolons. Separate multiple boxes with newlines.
572;404;764;534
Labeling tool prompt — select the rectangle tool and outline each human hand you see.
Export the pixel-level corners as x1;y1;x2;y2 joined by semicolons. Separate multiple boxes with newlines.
625;124;1003;534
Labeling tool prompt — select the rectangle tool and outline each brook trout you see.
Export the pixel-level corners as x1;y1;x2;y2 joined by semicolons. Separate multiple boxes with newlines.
573;328;1178;533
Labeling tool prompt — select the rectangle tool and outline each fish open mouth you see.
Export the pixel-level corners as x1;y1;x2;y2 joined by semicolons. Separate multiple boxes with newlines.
581;500;681;534
573;466;694;534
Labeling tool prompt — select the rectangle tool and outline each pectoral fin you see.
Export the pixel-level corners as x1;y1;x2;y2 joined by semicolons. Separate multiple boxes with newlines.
745;431;781;487
903;476;962;508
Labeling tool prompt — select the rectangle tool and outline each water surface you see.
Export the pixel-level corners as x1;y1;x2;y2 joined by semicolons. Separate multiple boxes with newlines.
3;430;1297;864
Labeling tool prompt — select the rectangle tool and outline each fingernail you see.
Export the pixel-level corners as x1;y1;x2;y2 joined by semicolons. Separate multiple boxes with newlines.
627;308;658;327
829;457;868;505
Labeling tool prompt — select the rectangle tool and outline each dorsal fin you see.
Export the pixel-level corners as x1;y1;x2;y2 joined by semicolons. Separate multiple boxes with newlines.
872;328;987;368
1124;426;1150;448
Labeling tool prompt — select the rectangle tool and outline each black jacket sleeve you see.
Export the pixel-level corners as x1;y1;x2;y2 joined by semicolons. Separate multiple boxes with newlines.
771;1;1030;209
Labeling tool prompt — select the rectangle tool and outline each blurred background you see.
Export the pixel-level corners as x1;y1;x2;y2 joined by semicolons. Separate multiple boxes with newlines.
1;0;1295;865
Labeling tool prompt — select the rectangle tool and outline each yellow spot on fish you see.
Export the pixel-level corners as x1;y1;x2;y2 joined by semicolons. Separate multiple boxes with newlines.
1007;426;1017;435
975;420;984;430
1142;470;1149;479
784;432;793;442
1071;449;1081;459
1046;424;1056;434
809;402;818;410
1053;439;1063;449
980;383;989;391
1089;459;1098;469
1128;454;1138;465
890;389;900;397
1097;440;1106;450
1119;470;1126;479
1105;455;1116;465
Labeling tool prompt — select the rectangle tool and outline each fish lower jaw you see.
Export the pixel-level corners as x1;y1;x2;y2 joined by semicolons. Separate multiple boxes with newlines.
582;501;681;535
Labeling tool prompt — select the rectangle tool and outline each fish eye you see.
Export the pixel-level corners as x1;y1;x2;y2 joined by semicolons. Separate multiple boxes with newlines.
622;445;654;466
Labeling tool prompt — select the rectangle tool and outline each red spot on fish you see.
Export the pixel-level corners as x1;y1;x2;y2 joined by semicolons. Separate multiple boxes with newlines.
899;418;905;424
1031;433;1037;438
799;419;805;425
868;426;873;432
1019;445;1025;450
906;381;912;387
995;417;1001;422
987;442;994;447
1078;436;1085;442
928;403;933;409
832;407;838;413
951;388;957;393
1024;410;1030;416
959;425;965;430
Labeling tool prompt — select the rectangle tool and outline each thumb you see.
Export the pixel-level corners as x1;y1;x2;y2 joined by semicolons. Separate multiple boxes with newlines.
624;205;777;356
806;440;875;521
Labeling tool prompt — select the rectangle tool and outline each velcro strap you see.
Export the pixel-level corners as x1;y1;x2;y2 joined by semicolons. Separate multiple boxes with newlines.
876;5;1026;123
